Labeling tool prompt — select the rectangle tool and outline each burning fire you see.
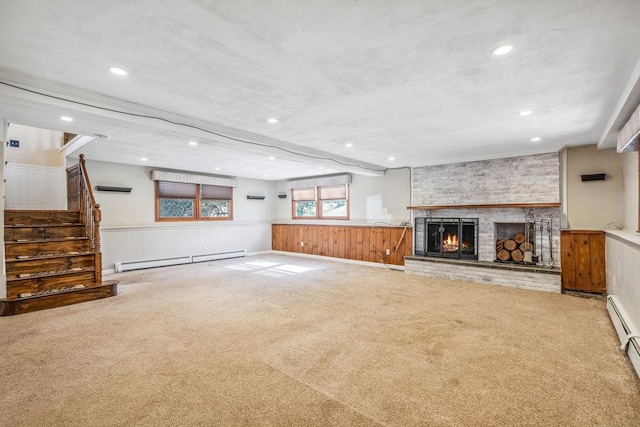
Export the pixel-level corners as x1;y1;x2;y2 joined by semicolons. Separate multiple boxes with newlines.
442;233;459;252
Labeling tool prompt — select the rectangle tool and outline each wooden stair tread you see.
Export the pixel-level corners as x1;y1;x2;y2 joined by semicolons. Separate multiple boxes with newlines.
7;237;89;244
5;223;85;228
0;281;119;315
7;267;95;281
1;281;117;302
5;252;94;262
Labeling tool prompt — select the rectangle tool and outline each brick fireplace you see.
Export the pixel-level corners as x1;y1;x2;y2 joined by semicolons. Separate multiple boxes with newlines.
405;153;562;293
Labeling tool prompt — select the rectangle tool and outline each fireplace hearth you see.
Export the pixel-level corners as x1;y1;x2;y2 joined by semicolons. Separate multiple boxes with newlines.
415;217;478;260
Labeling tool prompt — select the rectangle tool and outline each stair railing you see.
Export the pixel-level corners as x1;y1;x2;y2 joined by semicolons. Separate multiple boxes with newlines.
66;154;102;282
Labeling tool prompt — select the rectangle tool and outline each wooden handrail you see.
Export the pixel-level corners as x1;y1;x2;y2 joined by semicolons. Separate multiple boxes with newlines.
66;154;102;282
79;154;97;208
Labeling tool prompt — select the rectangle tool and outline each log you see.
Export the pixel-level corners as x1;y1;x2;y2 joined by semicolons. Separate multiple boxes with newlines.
520;241;534;252
511;249;524;262
497;249;510;261
496;238;505;251
514;233;526;244
504;239;517;251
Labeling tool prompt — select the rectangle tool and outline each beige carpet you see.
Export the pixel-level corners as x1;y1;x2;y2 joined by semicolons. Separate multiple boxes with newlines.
1;253;638;426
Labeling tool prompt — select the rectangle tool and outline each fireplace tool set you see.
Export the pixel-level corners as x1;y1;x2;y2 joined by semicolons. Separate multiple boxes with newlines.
524;209;554;267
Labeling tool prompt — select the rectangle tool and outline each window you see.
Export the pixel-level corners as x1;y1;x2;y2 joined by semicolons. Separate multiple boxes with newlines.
292;184;349;219
156;181;232;221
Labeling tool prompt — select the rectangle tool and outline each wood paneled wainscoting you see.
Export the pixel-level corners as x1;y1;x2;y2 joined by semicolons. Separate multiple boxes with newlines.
272;224;412;266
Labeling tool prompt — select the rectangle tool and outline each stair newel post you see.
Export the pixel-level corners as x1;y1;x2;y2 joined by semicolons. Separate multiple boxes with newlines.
93;204;102;283
77;154;102;283
78;154;87;222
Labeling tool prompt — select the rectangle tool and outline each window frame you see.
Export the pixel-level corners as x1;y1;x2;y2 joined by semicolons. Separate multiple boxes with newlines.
291;184;350;220
155;181;233;222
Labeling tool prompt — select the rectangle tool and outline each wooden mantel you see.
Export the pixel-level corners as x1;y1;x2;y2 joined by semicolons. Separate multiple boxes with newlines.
407;202;561;210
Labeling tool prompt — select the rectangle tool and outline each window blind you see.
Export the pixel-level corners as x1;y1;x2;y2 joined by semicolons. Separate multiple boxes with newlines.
202;185;232;200
158;181;197;198
292;187;316;201
319;185;347;200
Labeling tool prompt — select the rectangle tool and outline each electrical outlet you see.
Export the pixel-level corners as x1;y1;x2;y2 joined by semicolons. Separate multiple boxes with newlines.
300;242;304;247
9;140;19;147
385;249;390;256
203;244;207;250
382;207;389;214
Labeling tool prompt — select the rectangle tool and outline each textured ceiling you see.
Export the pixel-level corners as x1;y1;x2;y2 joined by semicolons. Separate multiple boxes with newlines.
1;0;640;180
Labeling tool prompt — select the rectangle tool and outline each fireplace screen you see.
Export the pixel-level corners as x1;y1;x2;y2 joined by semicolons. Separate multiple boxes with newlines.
415;218;478;259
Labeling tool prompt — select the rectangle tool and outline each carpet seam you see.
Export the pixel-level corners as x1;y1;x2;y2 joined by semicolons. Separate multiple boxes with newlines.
260;359;388;427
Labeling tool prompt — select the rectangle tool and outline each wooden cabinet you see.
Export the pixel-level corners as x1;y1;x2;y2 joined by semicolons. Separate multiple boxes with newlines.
560;230;606;293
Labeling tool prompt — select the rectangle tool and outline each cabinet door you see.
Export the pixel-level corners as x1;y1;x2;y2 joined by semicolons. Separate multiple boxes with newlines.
560;231;606;294
574;234;593;292
560;232;576;290
588;233;606;293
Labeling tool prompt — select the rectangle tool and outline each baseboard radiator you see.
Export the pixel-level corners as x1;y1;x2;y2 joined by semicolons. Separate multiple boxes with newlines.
607;295;640;377
115;250;246;273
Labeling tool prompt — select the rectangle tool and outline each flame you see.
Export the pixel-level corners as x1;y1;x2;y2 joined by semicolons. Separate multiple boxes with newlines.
443;233;459;252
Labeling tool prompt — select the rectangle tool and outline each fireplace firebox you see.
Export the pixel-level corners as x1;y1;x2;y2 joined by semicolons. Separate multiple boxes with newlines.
415;217;479;260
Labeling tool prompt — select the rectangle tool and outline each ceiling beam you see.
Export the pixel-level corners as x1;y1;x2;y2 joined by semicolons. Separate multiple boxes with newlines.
597;57;640;150
0;69;386;177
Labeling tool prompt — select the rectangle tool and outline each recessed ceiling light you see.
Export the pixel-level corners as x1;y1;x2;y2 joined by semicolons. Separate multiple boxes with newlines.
140;157;148;161
188;141;198;146
109;66;129;76
318;166;324;170
267;118;278;124
214;167;220;171
268;156;275;160
518;110;533;116
264;174;269;177
345;143;353;148
388;157;395;161
531;137;542;142
60;116;73;122
492;45;513;56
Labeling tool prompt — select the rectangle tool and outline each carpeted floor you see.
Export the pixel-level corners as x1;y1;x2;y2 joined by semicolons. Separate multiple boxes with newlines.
1;253;638;426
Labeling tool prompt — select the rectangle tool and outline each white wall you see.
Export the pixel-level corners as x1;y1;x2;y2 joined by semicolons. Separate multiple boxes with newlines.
605;150;639;354
273;168;411;225
565;145;622;230
606;234;640;333
84;159;274;271
6;124;64;167
621;151;638;231
5;164;67;210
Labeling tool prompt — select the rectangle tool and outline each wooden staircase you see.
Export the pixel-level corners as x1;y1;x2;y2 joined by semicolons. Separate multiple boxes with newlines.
0;155;118;316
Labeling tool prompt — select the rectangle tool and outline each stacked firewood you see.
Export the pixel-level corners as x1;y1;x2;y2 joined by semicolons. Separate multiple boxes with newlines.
496;233;534;262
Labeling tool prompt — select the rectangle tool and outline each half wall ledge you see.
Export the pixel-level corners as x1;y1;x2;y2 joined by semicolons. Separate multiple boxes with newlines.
404;256;561;293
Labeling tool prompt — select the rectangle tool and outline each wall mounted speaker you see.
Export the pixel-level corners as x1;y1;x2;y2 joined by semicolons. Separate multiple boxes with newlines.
246;195;266;200
96;186;132;193
580;173;606;182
